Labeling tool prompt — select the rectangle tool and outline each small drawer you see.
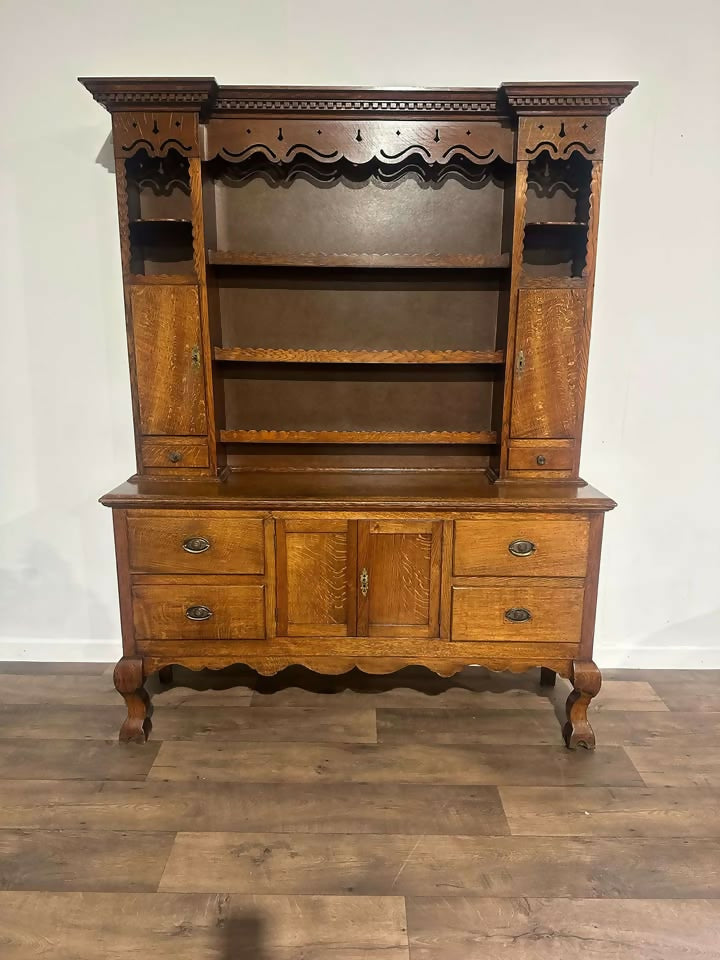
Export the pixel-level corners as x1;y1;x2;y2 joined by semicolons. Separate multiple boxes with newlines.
141;437;209;469
127;511;265;575
451;585;583;643
132;584;265;640
454;517;589;578
507;445;574;472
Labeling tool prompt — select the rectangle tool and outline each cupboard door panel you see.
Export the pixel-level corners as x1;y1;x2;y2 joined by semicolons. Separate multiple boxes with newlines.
130;284;207;436
276;519;357;637
358;521;441;638
510;288;587;439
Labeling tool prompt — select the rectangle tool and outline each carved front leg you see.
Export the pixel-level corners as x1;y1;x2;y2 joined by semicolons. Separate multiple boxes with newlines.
113;657;151;743
563;660;601;750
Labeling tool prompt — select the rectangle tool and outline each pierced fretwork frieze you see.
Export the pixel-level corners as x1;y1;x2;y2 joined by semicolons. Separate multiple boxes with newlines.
518;116;605;161
112;112;200;158
204;118;514;166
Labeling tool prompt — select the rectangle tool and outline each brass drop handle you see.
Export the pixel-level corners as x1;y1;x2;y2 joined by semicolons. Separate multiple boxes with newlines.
186;605;213;621
505;607;532;623
508;539;536;558
360;567;369;597
182;536;211;554
168;451;183;463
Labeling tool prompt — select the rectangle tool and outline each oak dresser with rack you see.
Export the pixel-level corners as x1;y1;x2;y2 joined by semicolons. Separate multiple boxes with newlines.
80;77;636;747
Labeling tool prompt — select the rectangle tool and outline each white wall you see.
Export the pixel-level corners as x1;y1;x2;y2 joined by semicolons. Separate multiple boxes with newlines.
1;0;719;666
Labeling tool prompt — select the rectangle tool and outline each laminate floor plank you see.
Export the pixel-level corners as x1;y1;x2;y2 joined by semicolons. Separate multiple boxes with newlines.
158;833;720;898
376;708;720;746
0;780;508;835
0;739;159;780
0;892;410;959
644;675;720;713
0;703;373;742
405;896;720;959
499;785;720;836
0;829;174;892
624;745;720;787
148;741;643;786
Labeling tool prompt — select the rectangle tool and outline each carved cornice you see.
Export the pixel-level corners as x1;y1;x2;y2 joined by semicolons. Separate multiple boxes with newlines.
213;87;500;117
79;77;218;117
502;82;637;116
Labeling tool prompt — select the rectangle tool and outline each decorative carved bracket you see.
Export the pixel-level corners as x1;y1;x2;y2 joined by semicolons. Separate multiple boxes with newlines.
518;116;605;161
204;118;513;166
112;112;199;158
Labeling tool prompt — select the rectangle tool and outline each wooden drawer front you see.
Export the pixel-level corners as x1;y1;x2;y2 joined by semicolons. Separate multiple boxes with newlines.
451;585;583;643
507;445;574;472
127;513;265;575
453;518;589;578
141;437;209;470
132;584;265;640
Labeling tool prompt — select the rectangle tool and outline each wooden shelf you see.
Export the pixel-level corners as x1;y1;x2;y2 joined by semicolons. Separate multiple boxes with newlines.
126;273;197;285
130;218;192;225
208;251;510;269
220;429;497;445
525;221;588;228
214;347;505;365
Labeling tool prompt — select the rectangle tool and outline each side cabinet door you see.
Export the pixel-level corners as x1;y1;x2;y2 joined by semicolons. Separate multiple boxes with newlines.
276;519;357;637
510;288;587;439
130;284;207;436
357;521;442;638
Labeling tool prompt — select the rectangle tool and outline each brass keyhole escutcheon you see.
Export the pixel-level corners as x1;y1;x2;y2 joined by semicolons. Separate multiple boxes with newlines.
360;567;369;597
517;350;525;373
191;345;201;369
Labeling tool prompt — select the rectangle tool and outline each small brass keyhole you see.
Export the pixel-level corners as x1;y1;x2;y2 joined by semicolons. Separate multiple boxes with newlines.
360;568;369;597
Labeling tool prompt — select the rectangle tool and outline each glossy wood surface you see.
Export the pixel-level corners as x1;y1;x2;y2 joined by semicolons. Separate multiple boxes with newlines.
453;516;589;577
126;511;265;575
451;584;585;643
132;582;265;640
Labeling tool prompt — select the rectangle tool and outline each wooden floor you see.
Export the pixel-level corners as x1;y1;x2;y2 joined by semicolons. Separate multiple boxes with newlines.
0;663;719;957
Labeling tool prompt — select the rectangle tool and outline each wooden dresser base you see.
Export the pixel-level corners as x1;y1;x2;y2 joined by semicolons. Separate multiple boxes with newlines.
103;471;612;750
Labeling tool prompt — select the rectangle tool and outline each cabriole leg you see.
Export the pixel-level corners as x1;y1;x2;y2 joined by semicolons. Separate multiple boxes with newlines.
113;657;150;743
540;666;556;687
563;660;601;750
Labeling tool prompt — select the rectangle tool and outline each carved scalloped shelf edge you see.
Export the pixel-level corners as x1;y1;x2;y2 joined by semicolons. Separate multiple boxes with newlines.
142;655;574;680
502;81;638;116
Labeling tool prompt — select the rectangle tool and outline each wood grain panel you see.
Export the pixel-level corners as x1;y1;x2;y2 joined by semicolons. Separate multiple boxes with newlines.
127;512;265;575
130;284;207;436
358;521;441;638
453;517;589;577
132;583;265;640
451;585;584;643
510;287;586;439
277;520;356;637
140;437;209;469
507;442;574;471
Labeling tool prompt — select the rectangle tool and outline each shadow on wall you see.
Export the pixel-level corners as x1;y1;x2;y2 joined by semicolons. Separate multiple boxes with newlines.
0;518;110;640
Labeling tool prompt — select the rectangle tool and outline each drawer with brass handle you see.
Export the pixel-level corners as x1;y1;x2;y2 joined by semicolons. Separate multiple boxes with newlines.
453;517;589;578
140;437;210;469
126;511;265;575
451;584;583;643
132;584;265;640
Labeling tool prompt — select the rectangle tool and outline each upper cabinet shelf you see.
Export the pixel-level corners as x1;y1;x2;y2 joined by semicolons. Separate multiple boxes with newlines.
208;251;510;270
214;347;505;365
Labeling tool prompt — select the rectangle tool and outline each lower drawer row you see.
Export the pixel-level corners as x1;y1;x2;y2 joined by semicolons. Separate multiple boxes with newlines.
132;582;584;644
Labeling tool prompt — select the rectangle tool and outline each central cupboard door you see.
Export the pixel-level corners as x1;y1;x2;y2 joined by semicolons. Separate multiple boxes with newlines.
275;519;442;639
